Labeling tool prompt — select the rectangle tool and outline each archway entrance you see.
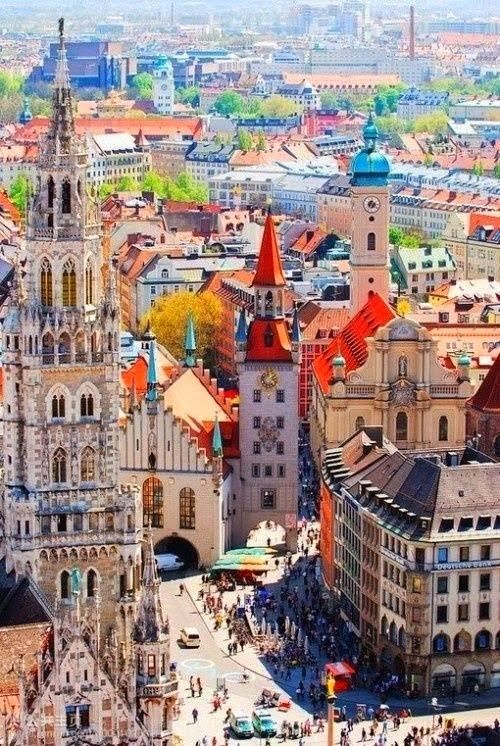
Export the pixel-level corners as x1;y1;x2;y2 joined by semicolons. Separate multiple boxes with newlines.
247;520;286;549
154;536;199;569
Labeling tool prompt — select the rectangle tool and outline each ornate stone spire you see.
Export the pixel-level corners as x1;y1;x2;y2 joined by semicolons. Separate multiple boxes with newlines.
212;413;223;457
134;533;169;643
146;338;159;401
46;18;76;154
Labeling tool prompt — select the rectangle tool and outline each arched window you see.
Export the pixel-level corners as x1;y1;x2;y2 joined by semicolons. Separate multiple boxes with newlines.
143;477;163;528
87;569;97;598
60;570;70;599
433;633;449;653
398;627;406;649
52;394;65;419
52;448;67;484
454;631;471;652
475;630;491;650
367;232;376;251
40;258;53;306
355;416;365;431
80;447;96;482
396;411;408;441
58;332;71;363
62;258;77;307
179;487;195;529
438;416;448;442
85;259;94;305
80;393;94;418
62;178;71;214
47;176;55;209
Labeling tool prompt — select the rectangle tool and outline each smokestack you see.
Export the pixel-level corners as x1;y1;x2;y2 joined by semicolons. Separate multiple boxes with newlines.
409;5;415;60
171;1;174;25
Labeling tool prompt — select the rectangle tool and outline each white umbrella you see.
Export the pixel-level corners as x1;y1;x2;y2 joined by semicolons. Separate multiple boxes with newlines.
285;616;290;636
304;636;309;655
291;620;297;639
274;625;280;642
297;628;303;645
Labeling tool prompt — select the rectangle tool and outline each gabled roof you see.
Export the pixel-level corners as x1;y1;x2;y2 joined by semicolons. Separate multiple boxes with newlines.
251;212;286;288
245;318;292;362
467;353;500;412
312;292;396;393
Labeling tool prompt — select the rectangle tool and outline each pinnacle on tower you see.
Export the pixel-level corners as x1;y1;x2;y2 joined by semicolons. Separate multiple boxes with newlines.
47;18;76;153
212;413;223;458
235;306;248;344
291;307;301;345
251;211;286;288
134;532;169;643
146;338;159;401
184;312;197;367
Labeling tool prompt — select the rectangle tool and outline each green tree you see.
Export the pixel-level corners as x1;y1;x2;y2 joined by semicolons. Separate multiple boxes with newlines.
141;170;166;194
131;73;154;100
260;95;300;118
377;83;407;113
98;183;115;199
237;129;253;151
213;90;245;116
493;162;500;179
256;129;266;152
116;175;138;191
9;173;31;216
389;226;422;248
0;70;24;98
413;112;448;135
29;96;52;117
374;94;388;116
472;159;484;177
175;86;200;108
146;290;222;366
375;115;408;135
320;90;339;109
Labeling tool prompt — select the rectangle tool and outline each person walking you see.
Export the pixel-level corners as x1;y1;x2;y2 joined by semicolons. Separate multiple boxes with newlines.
197;677;203;697
192;707;199;723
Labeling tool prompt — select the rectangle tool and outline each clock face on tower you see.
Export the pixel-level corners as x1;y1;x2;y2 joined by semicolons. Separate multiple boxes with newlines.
363;196;381;213
260;368;278;390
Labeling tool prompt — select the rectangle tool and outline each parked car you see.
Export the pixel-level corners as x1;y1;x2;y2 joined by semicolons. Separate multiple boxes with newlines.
252;709;277;737
229;711;253;738
155;553;184;572
179;627;201;648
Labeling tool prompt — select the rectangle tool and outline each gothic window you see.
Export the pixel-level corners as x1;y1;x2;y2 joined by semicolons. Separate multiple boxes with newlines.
52;394;65;419
80;393;94;418
367;232;376;251
47;176;55;209
355;416;365;431
179;487;195;529
264;290;273;315
62;258;77;306
438;416;448;442
396;411;408;441
80;447;96;482
52;448;67;484
85;259;94;305
40;258;53;306
58;332;71;363
87;569;97;597
143;476;163;528
60;570;70;599
62;178;71;214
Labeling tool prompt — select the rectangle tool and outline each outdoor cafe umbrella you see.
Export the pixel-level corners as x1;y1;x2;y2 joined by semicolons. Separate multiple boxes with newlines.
285;616;290;636
297;628;303;646
226;547;277;555
291;620;297;640
304;636;309;655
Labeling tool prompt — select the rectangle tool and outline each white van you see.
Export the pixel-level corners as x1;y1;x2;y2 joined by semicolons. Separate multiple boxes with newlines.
180;627;201;648
155;553;184;572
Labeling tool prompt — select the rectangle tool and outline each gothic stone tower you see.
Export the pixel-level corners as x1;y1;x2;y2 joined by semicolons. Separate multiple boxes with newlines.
235;212;299;551
0;20;142;637
349;114;391;316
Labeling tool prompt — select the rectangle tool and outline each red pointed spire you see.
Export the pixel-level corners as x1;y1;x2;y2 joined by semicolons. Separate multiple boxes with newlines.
468;354;500;411
252;211;286;287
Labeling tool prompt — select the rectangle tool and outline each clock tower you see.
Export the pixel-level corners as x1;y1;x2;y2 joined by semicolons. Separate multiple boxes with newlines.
235;212;299;551
349;114;391;316
152;56;174;116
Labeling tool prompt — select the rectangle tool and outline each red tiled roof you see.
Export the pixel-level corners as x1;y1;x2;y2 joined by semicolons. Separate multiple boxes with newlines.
468;211;500;236
246;319;293;362
15;116;203;143
0;191;21;224
251;213;286;288
312;292;396;393
121;357;148;397
291;227;328;257
467;353;500;412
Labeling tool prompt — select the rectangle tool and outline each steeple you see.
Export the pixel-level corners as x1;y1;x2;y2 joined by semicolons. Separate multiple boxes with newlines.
212;413;223;458
291;308;301;346
235;307;247;345
134;533;169;644
252;210;286;288
146;338;159;401
184;312;197;367
47;18;76;154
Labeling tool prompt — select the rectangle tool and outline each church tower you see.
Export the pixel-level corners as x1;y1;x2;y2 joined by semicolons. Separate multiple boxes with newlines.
235;212;299;551
349;114;391;315
0;20;142;636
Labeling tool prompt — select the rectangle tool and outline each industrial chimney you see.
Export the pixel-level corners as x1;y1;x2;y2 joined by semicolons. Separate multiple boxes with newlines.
409;5;415;60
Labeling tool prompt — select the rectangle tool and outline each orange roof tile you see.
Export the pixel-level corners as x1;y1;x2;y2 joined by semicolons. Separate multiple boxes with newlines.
252;213;286;287
16;116;203;143
0;191;21;224
312;292;396;393
467;353;500;412
291;227;328;257
246;318;293;362
284;72;399;88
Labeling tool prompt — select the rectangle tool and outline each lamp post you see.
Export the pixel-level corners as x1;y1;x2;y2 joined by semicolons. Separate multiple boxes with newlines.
327;693;337;746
